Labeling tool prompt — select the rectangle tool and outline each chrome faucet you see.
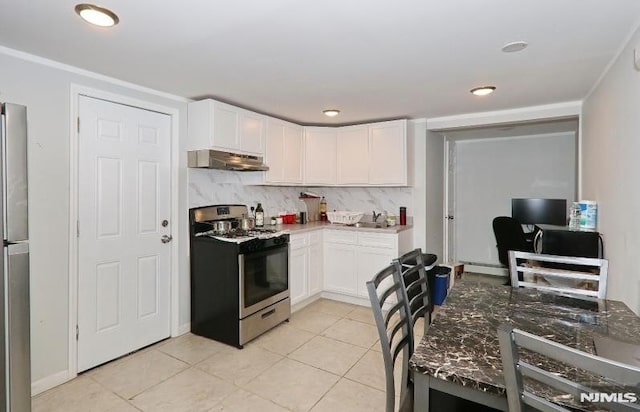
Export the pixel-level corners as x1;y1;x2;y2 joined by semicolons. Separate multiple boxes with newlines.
372;210;382;222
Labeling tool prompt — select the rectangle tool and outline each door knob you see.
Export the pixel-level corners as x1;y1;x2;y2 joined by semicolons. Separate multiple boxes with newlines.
161;235;173;244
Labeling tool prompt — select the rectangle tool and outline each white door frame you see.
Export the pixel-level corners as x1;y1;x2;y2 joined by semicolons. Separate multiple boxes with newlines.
443;137;455;263
68;84;181;377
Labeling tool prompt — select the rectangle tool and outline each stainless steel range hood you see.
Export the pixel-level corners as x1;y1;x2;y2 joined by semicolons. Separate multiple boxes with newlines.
187;150;269;171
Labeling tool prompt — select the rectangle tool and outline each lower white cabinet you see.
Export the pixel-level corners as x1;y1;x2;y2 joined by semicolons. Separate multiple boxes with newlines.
308;232;323;295
289;232;323;305
323;242;358;294
323;229;412;298
356;247;396;298
289;246;309;305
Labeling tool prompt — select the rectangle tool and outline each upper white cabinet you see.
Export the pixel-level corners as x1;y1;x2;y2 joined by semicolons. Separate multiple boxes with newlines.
188;99;264;156
238;110;265;155
304;127;337;185
336;125;369;185
264;118;303;184
368;120;407;185
308;119;408;187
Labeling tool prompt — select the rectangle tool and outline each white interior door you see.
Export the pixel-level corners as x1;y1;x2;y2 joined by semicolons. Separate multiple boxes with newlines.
77;95;172;372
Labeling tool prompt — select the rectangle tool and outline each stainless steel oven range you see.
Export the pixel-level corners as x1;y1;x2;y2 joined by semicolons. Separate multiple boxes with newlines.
189;204;290;348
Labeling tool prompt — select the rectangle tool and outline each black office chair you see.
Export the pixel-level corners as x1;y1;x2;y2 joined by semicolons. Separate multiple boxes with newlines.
492;216;533;285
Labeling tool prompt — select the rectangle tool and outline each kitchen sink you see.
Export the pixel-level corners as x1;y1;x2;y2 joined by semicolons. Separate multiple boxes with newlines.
354;221;388;228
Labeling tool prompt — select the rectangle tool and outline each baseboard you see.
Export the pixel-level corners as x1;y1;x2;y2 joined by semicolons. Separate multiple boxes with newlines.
464;264;508;277
291;294;322;313
176;322;191;336
31;370;72;396
320;291;371;307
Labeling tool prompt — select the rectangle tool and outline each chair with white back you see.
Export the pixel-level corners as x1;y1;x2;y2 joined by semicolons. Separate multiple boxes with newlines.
508;250;608;299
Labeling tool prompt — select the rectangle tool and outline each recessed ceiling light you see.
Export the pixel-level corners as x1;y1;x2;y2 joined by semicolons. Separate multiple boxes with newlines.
470;86;496;96
502;41;528;53
323;109;340;117
75;4;119;27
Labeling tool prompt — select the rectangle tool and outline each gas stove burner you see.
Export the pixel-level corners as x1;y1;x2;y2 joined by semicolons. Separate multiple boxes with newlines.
196;227;278;238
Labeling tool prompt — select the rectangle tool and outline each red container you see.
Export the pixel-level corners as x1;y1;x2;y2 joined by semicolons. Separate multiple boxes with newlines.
281;214;296;224
399;207;407;225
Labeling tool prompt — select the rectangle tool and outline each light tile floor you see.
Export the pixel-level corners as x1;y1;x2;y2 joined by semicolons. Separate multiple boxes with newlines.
33;298;418;412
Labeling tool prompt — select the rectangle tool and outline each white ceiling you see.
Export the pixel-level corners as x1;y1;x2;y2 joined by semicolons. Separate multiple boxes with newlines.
1;0;639;125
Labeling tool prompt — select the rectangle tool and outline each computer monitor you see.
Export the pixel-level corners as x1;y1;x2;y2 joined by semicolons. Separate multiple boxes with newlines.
511;198;567;226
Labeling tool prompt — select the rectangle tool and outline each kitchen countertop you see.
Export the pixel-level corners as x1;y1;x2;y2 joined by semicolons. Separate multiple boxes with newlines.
265;221;413;235
410;280;640;410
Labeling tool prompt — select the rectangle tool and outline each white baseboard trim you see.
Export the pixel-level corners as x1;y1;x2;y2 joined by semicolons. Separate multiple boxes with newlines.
320;291;371;307
32;370;72;396
465;264;508;277
176;322;191;336
291;294;322;313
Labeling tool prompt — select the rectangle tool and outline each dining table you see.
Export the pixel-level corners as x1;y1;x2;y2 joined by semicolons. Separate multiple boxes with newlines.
409;279;640;411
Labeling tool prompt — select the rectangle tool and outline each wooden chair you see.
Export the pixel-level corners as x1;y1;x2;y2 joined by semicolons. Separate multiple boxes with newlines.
508;250;608;299
393;248;434;331
367;263;414;412
498;323;640;411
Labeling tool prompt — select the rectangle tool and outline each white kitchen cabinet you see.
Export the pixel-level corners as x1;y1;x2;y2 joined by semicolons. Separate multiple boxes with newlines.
368;120;407;185
356;247;396;297
302;119;407;187
264;118;303;184
289;231;323;305
308;232;323;296
323;242;358;294
336;125;369;185
289;246;309;305
323;228;412;298
304;127;337;185
187;99;264;156
238;109;265;155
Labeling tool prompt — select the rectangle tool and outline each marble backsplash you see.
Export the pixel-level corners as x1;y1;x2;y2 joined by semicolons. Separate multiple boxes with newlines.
189;169;413;217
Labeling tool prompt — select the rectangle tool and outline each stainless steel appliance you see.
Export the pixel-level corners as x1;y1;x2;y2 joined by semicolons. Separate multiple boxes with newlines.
187;149;269;171
0;103;30;412
189;205;289;348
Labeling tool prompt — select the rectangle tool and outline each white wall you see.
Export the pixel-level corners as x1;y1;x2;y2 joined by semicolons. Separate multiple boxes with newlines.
582;24;640;314
452;133;576;266
0;49;191;391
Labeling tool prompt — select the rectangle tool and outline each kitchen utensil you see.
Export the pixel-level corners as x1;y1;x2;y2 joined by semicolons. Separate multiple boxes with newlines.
211;221;232;233
240;216;255;230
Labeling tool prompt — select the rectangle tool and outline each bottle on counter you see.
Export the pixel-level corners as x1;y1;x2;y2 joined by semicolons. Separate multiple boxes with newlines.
568;202;581;230
319;196;327;222
255;203;264;227
399;207;407;225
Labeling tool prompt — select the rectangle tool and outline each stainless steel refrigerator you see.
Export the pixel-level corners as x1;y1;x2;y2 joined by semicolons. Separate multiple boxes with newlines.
0;103;30;411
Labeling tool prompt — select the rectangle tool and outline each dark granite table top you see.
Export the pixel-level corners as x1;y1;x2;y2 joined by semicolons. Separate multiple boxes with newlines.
409;280;640;410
